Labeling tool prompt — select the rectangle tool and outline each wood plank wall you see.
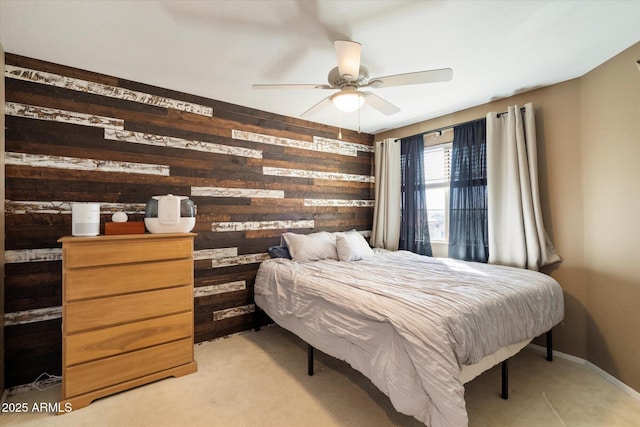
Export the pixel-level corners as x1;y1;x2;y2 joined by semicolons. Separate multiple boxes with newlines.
3;53;375;388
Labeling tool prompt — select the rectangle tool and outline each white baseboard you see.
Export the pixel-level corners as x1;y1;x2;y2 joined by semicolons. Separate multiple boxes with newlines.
527;343;640;402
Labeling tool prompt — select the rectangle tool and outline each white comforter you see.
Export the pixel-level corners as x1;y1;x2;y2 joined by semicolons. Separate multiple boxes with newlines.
254;250;564;426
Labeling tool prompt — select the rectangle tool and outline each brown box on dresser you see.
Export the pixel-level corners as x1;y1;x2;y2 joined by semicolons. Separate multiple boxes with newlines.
57;233;198;411
104;221;145;235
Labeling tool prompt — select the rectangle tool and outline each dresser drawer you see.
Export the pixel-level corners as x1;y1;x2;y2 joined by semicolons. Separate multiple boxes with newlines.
65;258;193;301
63;236;192;268
65;311;193;366
64;338;193;398
65;286;192;333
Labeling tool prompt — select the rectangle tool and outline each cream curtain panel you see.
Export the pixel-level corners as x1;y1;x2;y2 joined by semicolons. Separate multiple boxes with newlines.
370;138;401;250
486;103;561;270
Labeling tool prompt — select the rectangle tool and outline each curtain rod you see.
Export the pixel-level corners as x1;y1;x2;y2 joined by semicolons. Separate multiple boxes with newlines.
397;107;527;140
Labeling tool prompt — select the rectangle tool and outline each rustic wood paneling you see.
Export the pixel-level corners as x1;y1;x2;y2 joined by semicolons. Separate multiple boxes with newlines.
4;319;62;388
3;53;375;387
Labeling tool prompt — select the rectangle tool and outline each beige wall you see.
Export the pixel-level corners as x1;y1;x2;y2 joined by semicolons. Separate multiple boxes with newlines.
580;43;640;390
376;42;640;391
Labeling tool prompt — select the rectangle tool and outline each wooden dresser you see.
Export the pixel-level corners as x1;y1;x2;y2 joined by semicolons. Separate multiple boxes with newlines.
58;233;197;411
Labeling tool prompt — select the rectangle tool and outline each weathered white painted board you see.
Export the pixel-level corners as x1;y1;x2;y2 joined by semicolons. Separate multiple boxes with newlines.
93;202;147;214
191;186;283;199
196;247;269;268
5;65;213;117
304;199;374;207
4;248;62;264
210;253;270;268
5;200;73;214
5;200;146;215
5;102;124;129
313;135;373;153
263;166;374;183
211;219;314;232
105;129;262;159
4;306;62;326
213;304;255;321
194;281;246;298
194;247;238;261
5;152;170;176
232;129;358;156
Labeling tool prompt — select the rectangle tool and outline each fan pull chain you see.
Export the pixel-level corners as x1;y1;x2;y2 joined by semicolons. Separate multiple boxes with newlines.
338;111;342;140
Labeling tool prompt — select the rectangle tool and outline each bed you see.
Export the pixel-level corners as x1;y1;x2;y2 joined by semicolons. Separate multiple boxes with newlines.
254;231;564;426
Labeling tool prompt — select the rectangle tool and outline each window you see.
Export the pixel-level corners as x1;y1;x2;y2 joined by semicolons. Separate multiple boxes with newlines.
424;143;452;242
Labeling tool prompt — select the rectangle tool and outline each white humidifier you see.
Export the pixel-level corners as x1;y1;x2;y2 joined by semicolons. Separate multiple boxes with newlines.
71;203;100;236
144;194;196;233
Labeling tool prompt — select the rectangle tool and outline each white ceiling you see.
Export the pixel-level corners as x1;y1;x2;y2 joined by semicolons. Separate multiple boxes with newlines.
1;0;639;135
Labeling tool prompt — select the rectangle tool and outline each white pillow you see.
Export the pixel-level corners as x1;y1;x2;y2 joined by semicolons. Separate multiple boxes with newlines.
348;230;375;257
282;231;338;263
336;232;363;261
335;231;375;261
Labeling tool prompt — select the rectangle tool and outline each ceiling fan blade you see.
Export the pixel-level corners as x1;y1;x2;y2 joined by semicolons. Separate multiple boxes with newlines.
334;40;361;81
364;92;400;116
369;68;453;88
300;96;333;117
252;83;333;90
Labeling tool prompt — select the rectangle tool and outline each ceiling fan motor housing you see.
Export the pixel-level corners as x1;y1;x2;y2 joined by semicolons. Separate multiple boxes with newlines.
328;66;370;88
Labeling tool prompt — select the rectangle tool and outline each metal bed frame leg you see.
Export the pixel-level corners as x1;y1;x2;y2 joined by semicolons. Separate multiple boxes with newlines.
501;359;509;399
253;307;262;332
308;344;314;376
501;329;553;400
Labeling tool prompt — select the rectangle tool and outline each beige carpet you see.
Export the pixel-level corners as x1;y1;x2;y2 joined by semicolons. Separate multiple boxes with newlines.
3;325;639;426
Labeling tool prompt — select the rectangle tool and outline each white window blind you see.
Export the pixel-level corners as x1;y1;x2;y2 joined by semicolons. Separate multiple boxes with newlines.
424;143;452;186
423;142;452;242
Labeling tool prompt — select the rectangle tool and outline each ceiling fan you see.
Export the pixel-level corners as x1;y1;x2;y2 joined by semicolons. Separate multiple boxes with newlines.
252;40;453;117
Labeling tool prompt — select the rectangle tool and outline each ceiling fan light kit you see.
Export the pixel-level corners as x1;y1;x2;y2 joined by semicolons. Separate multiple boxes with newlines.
331;90;365;112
